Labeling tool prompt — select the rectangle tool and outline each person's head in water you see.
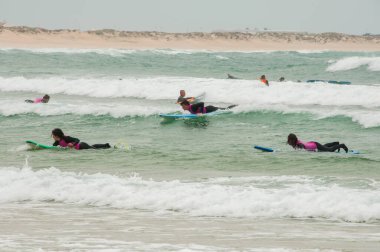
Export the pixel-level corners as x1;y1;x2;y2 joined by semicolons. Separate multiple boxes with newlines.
179;90;186;97
287;133;298;148
260;75;269;85
52;128;64;141
42;94;50;103
279;77;285;82
180;100;191;111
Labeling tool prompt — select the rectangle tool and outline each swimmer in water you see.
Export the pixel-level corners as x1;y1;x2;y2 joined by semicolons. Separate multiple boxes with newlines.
260;75;269;86
25;94;50;103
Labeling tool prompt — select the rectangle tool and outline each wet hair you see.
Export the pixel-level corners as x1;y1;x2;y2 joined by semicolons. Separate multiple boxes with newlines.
261;75;266;79
180;100;190;106
52;128;64;139
287;133;298;148
279;77;285;82
43;94;50;99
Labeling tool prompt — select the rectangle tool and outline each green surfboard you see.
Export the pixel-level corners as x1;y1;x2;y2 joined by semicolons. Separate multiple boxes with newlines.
26;140;63;150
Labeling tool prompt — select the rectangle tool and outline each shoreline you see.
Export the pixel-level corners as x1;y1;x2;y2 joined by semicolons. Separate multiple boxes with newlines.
1;26;380;51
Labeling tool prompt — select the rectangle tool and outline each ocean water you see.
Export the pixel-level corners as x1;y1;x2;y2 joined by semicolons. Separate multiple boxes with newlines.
0;48;380;251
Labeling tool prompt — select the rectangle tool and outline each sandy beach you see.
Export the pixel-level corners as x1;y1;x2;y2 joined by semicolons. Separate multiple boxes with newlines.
0;26;379;51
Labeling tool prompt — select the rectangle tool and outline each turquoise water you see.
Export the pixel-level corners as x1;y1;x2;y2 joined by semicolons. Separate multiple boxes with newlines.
0;48;379;251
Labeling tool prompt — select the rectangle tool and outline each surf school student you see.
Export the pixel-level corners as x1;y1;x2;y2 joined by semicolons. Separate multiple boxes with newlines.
260;75;269;86
180;100;236;114
51;128;111;150
25;94;50;103
287;133;348;153
177;90;195;104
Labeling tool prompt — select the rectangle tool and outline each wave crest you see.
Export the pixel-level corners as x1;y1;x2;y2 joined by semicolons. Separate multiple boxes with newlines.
0;166;379;222
327;57;380;72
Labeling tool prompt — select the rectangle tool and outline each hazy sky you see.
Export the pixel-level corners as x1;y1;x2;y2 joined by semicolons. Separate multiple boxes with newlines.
0;0;379;34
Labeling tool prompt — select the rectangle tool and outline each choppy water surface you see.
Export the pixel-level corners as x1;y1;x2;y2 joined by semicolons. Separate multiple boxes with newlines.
0;48;379;251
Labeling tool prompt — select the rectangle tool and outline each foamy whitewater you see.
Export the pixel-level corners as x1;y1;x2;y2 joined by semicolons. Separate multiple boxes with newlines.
0;49;379;251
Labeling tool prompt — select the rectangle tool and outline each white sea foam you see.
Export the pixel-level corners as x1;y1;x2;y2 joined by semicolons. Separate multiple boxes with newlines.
0;166;379;223
0;99;175;117
327;57;380;72
296;50;329;54
1;76;380;127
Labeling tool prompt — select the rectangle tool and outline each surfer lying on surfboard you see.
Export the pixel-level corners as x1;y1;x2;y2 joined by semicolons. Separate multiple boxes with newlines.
287;133;349;153
25;94;50;104
52;128;111;150
180;100;237;114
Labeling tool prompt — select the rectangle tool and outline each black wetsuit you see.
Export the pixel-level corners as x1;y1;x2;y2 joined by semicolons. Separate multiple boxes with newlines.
53;136;111;150
189;102;237;114
315;142;348;153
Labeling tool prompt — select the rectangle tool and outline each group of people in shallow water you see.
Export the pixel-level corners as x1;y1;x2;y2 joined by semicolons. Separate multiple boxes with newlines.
26;91;349;153
176;89;349;153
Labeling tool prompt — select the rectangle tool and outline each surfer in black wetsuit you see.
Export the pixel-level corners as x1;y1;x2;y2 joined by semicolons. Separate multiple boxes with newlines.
180;100;236;114
51;128;111;150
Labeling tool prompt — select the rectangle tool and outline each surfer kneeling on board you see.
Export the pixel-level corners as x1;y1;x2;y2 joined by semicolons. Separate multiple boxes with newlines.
260;75;269;86
177;90;195;104
51;128;111;150
25;94;50;103
287;133;348;153
180;100;236;114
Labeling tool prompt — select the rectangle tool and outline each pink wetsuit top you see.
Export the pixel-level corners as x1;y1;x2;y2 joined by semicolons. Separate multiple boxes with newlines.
297;140;317;151
59;139;80;150
34;98;43;103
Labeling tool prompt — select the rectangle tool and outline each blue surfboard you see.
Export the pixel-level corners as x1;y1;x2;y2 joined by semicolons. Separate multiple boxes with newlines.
253;145;274;152
306;80;351;85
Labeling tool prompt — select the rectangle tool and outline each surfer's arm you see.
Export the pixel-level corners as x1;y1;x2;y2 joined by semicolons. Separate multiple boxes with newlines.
296;143;305;149
53;141;59;146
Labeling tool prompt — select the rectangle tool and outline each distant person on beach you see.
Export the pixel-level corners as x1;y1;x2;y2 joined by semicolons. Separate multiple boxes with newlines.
25;94;50;103
177;90;195;104
51;128;111;150
279;77;285;82
260;75;269;86
227;74;239;79
287;133;348;153
180;100;236;114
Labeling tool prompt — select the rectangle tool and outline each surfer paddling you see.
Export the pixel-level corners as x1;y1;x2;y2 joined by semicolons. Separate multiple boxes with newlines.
51;128;111;150
287;133;348;153
180;100;236;114
25;94;50;103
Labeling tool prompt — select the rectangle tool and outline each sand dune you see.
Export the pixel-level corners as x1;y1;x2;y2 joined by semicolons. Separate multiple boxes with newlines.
0;25;379;51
